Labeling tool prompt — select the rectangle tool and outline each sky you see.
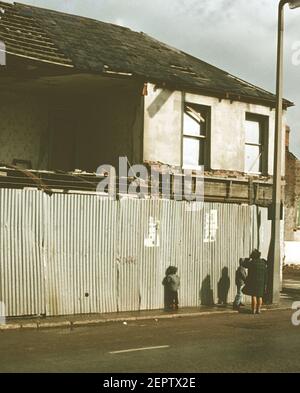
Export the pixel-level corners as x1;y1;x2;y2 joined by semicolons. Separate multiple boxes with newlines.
13;0;300;157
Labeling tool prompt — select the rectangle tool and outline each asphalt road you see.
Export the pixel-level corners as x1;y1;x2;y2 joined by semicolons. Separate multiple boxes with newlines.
0;309;300;373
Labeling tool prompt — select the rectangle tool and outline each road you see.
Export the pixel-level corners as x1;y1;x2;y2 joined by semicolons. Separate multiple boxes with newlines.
0;308;300;373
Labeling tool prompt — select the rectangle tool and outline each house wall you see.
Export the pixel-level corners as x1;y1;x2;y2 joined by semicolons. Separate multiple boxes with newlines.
1;82;285;176
143;87;182;166
0;93;49;169
143;84;286;175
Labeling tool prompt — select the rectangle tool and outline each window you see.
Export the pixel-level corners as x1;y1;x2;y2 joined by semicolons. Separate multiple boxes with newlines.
183;103;210;169
244;113;268;174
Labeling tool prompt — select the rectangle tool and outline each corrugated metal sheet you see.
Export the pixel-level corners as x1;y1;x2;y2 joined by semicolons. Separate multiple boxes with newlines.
0;189;272;317
44;194;118;316
0;189;45;316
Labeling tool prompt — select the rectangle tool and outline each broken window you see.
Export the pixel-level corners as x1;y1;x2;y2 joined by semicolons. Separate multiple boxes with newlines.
183;103;210;169
245;113;268;174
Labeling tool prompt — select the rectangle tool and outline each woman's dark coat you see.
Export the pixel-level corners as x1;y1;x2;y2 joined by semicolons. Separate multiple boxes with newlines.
242;258;268;297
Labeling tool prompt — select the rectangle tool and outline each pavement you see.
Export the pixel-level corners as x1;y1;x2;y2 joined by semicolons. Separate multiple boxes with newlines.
1;307;238;331
1;284;298;332
1;271;299;332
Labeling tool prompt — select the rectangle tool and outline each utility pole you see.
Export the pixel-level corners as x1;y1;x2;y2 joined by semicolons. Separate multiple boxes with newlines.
270;0;300;303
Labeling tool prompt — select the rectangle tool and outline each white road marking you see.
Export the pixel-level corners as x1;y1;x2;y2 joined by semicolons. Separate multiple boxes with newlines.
109;345;170;354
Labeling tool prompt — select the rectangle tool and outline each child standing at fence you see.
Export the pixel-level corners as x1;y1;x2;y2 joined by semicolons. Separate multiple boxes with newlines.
162;266;180;311
233;258;247;311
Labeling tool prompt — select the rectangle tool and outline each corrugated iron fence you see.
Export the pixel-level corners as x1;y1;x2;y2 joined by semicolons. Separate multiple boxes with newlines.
0;189;271;317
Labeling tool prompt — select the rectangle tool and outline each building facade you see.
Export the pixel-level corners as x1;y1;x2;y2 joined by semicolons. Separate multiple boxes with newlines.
0;1;293;316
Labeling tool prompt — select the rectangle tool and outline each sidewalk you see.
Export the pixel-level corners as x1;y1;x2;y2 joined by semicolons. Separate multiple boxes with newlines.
0;294;294;331
2;273;299;332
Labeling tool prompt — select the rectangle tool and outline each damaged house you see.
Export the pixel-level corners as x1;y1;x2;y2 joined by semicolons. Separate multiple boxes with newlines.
0;1;293;317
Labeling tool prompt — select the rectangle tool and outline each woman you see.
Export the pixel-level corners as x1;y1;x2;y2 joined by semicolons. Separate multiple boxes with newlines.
242;250;268;315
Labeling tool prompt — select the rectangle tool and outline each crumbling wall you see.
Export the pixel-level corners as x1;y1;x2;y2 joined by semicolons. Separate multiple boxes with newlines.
285;150;300;240
0;93;49;169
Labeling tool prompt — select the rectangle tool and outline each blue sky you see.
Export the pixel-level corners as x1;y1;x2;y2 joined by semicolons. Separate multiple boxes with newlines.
14;0;300;156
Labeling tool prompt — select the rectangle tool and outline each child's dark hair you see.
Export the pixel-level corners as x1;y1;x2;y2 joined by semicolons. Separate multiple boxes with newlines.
250;249;261;260
166;266;178;275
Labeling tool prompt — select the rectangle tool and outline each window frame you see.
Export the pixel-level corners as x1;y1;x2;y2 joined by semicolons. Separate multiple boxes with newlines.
182;102;211;170
244;112;269;175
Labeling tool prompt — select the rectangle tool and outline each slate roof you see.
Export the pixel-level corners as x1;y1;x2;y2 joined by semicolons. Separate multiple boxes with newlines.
0;1;293;107
0;1;73;67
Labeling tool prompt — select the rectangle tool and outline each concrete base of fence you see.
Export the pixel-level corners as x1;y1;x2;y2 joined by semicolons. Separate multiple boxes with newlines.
0;303;291;332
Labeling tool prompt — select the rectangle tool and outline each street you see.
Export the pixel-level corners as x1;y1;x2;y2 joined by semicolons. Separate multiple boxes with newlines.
0;308;299;373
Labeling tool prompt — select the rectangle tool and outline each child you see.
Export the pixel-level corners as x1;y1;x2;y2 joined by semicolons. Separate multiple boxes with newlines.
233;258;247;311
162;266;180;311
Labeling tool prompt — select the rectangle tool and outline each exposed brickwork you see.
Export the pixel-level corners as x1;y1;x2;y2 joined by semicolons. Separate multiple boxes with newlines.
285;129;300;240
